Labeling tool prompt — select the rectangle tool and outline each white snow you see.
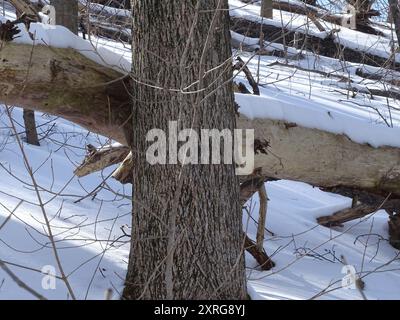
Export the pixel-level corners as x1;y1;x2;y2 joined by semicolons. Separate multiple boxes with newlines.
236;89;400;148
245;180;400;300
229;0;400;62
0;108;131;299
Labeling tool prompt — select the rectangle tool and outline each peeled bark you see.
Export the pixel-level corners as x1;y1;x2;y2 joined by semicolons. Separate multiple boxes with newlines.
123;0;247;300
74;145;130;177
112;151;132;184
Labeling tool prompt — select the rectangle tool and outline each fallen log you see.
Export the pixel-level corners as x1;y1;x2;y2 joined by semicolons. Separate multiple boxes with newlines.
316;188;400;250
237;116;400;199
278;1;380;33
2;41;400;200
86;19;131;43
240;175;275;270
230;17;398;70
0;42;131;145
317;204;377;227
355;68;400;88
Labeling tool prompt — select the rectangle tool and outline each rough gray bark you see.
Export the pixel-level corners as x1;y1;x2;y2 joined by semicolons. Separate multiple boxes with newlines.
22;109;40;146
50;0;78;34
122;0;247;300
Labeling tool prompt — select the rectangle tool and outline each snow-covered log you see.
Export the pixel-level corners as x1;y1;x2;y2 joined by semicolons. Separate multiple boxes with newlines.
0;42;131;145
1;42;400;198
238;116;400;198
230;17;395;70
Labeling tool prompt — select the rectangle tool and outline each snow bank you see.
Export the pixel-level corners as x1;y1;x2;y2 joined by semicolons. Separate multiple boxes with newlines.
0;15;131;73
236;89;400;148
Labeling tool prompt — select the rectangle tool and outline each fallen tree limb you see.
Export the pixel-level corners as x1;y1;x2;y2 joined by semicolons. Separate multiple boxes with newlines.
355;68;400;88
266;62;400;101
2;41;400;200
240;176;275;270
273;0;381;35
256;183;268;250
317;204;376;227
74;145;130;177
233;57;260;95
0;42;131;145
244;234;275;270
316;187;400;250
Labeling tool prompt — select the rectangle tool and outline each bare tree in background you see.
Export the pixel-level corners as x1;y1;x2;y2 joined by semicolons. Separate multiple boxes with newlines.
389;0;400;48
261;0;273;18
347;0;375;12
50;0;78;34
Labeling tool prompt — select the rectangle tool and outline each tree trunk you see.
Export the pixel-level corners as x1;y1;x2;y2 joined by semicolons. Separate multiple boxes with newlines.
50;0;78;34
389;0;400;48
261;0;273;19
22;109;40;146
122;0;247;300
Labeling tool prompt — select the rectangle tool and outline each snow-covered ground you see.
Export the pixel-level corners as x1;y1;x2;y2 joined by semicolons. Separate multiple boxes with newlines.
1;1;400;300
0;108;132;299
